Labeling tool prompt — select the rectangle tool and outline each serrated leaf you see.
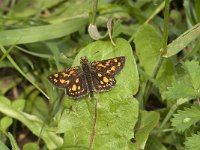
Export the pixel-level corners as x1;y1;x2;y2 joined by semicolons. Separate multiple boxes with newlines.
134;24;175;96
166;60;200;101
61;38;139;150
171;106;200;132
184;60;200;91
185;132;200;150
166;76;196;100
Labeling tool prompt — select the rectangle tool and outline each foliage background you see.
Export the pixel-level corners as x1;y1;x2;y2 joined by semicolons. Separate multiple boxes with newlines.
0;0;200;150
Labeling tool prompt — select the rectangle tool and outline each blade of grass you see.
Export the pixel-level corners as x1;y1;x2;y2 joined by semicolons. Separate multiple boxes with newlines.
163;23;200;57
0;17;88;46
0;45;49;99
0;96;63;149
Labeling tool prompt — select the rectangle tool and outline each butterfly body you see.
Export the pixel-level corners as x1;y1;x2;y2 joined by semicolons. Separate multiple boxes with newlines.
48;56;125;99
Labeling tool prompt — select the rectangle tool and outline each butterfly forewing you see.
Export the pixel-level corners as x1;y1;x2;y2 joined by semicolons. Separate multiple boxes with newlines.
48;66;88;98
91;56;125;77
48;66;81;88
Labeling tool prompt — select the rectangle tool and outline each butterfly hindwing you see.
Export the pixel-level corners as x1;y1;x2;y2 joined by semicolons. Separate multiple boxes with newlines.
91;70;116;91
65;74;88;98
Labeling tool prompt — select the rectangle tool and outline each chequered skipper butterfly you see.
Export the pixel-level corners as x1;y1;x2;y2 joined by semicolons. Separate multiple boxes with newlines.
48;56;126;98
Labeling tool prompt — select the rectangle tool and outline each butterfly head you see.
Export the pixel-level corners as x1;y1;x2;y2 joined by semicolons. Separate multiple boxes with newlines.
80;56;89;65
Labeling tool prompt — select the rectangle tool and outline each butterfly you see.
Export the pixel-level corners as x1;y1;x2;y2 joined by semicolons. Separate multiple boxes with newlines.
48;56;126;98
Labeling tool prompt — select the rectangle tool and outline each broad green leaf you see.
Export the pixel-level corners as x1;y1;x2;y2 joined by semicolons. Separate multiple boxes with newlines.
171;105;200;133
7;132;20;150
134;24;175;96
61;38;139;149
163;23;200;57
0;141;9;150
134;111;160;149
0;17;88;46
23;142;39;150
185;132;200;150
0;96;63;149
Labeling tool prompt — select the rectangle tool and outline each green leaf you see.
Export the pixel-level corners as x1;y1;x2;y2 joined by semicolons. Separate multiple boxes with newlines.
23;142;39;150
0;96;63;149
12;99;25;111
0;141;10;150
166;60;200;101
145;136;168;150
61;38;139;149
171;105;200;133
134;24;175;96
134;111;160;149
163;23;200;57
0;116;13;132
165;76;196;100
184;60;200;91
0;17;88;46
7;132;20;150
185;132;200;150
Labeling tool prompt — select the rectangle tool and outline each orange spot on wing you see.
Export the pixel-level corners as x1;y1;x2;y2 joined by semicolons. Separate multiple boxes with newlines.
72;84;77;91
103;77;109;83
60;79;65;84
98;73;102;77
54;74;58;78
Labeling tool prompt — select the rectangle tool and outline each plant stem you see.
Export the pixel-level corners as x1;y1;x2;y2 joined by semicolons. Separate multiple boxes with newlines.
89;97;98;149
91;0;98;25
162;0;170;54
142;0;170;108
159;103;177;130
142;56;164;107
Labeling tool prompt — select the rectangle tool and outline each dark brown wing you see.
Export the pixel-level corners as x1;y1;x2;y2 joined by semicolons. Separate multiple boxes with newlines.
91;56;126;77
48;66;88;98
91;70;116;92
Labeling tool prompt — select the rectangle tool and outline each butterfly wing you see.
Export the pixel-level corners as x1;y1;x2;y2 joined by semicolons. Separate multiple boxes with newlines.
48;66;88;98
91;70;116;91
91;56;126;77
90;56;125;92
